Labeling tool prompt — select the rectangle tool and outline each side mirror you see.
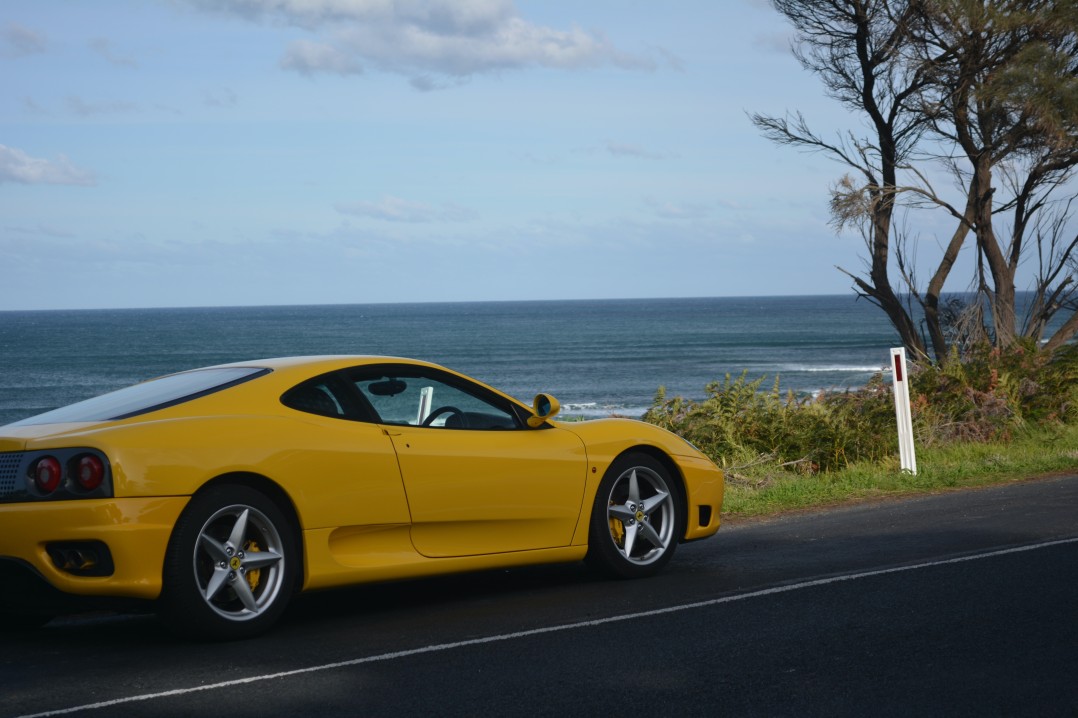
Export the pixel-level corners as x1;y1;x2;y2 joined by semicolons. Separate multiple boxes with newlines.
527;393;561;428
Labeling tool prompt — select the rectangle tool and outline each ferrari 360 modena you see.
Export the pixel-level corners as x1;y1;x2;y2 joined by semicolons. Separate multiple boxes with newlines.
0;356;724;639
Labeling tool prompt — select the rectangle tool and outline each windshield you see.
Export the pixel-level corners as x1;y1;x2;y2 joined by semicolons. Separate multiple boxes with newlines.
7;367;269;426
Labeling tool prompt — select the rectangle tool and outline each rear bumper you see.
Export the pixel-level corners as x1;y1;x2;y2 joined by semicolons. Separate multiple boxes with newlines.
0;496;189;600
679;454;725;540
0;558;150;616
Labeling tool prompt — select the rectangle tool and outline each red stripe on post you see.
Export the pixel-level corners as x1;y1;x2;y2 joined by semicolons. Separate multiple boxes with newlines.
894;354;903;382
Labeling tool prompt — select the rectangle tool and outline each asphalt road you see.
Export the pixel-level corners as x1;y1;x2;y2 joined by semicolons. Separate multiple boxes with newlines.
3;475;1077;717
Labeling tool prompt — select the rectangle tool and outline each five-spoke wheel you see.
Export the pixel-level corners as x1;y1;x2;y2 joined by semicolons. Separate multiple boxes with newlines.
159;484;297;640
586;453;682;578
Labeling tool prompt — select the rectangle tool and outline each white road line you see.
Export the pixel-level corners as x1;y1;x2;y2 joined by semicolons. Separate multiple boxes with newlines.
16;536;1078;718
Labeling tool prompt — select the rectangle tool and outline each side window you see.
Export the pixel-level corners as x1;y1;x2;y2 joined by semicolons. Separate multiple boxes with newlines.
281;377;355;419
350;367;520;430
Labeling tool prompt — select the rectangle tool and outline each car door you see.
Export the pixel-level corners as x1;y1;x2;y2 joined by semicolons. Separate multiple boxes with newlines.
351;366;588;558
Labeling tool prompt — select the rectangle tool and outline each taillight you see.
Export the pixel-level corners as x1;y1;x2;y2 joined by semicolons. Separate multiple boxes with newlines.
76;454;105;491
33;456;63;494
20;449;111;500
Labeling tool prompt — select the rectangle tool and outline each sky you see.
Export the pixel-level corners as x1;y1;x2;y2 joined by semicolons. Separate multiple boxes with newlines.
0;0;951;310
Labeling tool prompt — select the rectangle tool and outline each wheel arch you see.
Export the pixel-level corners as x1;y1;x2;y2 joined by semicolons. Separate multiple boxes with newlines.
613;445;688;537
188;472;305;590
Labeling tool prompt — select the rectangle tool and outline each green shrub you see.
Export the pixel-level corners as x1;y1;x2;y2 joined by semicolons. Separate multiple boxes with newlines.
910;342;1078;444
645;343;1078;476
644;372;895;473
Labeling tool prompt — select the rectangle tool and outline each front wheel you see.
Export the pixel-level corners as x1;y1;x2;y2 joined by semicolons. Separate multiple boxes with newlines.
586;453;683;579
159;484;297;641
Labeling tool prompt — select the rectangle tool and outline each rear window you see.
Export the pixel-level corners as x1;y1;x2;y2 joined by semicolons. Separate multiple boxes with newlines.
8;367;270;426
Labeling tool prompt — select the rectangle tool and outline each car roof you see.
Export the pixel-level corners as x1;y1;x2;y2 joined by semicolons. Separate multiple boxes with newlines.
205;355;424;373
3;356;528;437
182;355;498;399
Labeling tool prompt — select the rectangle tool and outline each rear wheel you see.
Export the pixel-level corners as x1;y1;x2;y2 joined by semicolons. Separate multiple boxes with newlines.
586;453;682;579
159;484;297;641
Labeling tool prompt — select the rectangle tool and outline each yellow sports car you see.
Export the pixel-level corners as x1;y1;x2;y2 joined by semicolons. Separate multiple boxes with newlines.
0;356;724;639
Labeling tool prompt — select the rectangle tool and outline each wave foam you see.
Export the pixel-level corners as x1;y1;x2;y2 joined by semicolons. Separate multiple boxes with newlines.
561;402;647;419
777;365;888;373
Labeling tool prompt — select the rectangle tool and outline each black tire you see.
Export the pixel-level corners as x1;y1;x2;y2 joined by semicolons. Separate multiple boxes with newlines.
586;452;683;579
158;484;297;641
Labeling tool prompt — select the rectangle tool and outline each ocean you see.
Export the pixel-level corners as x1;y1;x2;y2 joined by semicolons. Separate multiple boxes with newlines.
0;296;900;426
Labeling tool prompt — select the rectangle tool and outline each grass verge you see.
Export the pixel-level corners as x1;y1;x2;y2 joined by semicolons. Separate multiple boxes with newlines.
719;423;1078;519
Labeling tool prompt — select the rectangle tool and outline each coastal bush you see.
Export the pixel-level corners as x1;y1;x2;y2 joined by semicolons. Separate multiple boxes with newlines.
644;342;1078;477
644;372;896;473
911;342;1078;444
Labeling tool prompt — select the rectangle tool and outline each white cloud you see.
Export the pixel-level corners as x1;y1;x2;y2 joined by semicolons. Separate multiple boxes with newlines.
1;22;46;59
21;96;46;114
605;141;671;160
193;0;652;85
89;38;138;68
66;95;140;117
753;31;793;54
335;195;478;223
200;0;516;34
4;223;76;239
203;87;239;107
0;145;96;186
650;45;684;72
646;199;713;220
280;39;364;76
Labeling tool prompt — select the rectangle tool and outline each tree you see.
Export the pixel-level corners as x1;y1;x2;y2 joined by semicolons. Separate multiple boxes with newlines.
753;0;1078;362
910;0;1078;351
752;0;933;357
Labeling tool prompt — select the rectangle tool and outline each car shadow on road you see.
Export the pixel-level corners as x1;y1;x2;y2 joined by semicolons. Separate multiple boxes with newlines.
281;560;601;628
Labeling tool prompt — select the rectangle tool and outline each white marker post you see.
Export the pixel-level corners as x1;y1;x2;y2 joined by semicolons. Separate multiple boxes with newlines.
890;347;917;474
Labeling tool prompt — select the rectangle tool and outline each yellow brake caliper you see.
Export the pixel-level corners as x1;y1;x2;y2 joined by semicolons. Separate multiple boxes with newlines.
244;540;261;591
609;503;625;547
